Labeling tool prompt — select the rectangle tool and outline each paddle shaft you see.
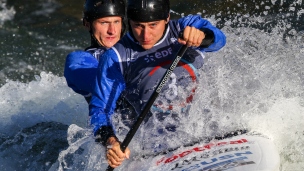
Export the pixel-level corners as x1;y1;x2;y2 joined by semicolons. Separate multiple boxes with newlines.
106;45;188;171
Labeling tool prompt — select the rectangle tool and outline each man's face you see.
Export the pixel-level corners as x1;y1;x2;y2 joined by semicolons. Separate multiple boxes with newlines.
91;16;122;48
129;18;168;50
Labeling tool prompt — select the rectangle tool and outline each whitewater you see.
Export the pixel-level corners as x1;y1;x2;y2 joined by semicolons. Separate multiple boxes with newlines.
0;0;303;171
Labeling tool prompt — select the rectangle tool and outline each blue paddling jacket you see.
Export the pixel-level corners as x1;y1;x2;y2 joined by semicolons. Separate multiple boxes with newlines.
64;48;105;99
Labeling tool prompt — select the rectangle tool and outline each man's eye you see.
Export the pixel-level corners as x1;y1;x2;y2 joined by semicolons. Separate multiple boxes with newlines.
150;23;157;27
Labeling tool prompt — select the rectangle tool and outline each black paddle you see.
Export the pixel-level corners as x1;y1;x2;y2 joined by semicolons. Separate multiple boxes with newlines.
106;44;188;171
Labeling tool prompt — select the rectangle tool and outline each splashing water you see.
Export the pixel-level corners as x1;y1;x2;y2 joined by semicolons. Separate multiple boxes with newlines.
0;0;303;171
51;21;304;170
0;0;15;26
0;33;301;170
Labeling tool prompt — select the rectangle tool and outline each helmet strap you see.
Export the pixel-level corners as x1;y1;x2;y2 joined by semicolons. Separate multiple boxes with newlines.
90;32;103;47
88;22;103;47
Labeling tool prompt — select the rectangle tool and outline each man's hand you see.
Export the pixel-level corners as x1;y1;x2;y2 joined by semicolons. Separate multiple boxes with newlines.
106;137;130;168
178;26;205;47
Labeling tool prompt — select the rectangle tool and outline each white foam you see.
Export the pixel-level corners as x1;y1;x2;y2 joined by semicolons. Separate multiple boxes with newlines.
0;0;16;26
32;1;60;16
0;10;303;170
0;72;88;135
245;97;304;170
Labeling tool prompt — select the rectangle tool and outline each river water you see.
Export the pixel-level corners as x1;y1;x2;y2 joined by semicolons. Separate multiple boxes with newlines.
0;0;303;170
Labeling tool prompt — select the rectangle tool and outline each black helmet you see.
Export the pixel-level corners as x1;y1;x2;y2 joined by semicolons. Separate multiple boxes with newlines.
127;0;170;22
83;0;126;22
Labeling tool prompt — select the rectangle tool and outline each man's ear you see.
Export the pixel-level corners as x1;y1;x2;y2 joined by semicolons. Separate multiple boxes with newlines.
165;14;170;24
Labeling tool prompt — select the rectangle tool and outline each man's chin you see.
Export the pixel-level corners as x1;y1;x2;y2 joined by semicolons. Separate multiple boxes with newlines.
104;42;116;48
141;44;153;50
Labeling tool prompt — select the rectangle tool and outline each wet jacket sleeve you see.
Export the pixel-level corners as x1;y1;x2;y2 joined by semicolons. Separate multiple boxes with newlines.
64;51;99;96
89;48;126;136
178;14;226;52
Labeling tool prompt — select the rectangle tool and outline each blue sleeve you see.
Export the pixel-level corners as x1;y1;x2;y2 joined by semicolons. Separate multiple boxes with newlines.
178;14;226;52
64;51;98;96
89;48;126;135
